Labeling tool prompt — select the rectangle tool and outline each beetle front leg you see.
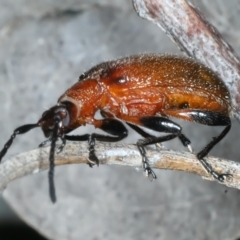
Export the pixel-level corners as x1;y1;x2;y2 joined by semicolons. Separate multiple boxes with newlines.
65;118;128;167
65;134;97;167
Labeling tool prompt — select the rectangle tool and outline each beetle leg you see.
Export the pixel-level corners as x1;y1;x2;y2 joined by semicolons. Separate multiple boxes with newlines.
65;134;97;166
137;134;179;179
178;134;193;153
102;110;192;152
122;116;182;179
185;110;232;181
39;138;52;148
127;122;192;152
137;143;157;180
65;118;128;167
87;135;98;167
165;109;232;181
197;124;232;182
56;136;66;153
39;136;66;153
197;125;231;159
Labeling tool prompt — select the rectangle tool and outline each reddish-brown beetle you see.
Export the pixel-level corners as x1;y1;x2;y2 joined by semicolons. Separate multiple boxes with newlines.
0;54;232;203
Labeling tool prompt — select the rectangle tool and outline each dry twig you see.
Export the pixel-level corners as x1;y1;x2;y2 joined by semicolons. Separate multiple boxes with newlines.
0;142;240;192
1;0;240;192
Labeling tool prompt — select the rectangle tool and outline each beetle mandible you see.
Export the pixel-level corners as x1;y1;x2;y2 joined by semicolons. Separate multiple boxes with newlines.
0;54;232;203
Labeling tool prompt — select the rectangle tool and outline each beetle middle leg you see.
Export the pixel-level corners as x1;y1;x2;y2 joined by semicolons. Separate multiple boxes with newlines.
127;122;192;151
123;116;183;179
65;118;128;167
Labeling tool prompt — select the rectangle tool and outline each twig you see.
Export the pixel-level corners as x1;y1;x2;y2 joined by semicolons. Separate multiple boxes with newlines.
0;142;239;192
1;0;240;193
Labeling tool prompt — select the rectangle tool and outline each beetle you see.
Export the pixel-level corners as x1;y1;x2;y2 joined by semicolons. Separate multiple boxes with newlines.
0;54;232;203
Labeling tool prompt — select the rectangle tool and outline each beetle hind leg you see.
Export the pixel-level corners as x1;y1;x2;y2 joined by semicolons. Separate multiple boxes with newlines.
165;109;232;181
198;157;231;182
197;124;232;182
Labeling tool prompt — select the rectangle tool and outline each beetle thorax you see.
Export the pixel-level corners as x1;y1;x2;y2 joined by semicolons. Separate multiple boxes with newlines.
58;80;105;125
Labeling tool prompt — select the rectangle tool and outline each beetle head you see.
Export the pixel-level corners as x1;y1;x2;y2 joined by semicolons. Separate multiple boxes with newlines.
38;104;71;138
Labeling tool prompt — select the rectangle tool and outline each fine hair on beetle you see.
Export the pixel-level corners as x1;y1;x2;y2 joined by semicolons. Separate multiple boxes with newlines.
0;54;232;203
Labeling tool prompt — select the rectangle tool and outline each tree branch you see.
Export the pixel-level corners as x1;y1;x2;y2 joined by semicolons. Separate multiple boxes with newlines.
2;0;240;194
0;142;239;192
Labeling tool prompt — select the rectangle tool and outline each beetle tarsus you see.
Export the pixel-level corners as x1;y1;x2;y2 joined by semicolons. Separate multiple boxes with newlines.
145;166;157;180
217;173;232;182
88;136;99;167
65;119;128;168
39;138;51;148
57;137;66;153
198;158;232;182
137;145;157;180
143;156;157;179
210;172;232;182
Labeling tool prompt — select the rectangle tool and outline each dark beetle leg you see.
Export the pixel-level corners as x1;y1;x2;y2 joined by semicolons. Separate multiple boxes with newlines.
39;138;52;148
39;135;66;153
127;122;192;151
190;110;232;181
127;116;182;179
197;125;231;182
137;134;179;179
65;118;128;167
65;134;96;167
56;136;66;153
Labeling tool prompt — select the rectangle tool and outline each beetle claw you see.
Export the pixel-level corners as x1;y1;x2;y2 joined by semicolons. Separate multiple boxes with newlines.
142;157;157;180
88;153;99;167
87;162;94;168
216;173;232;182
39;138;51;148
56;145;64;153
208;169;232;182
145;167;157;180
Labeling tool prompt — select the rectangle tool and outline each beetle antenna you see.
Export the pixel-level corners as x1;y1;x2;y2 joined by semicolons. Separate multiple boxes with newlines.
0;123;39;162
48;117;61;203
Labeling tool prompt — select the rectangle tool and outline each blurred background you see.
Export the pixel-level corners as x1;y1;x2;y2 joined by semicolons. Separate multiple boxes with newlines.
0;0;240;239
